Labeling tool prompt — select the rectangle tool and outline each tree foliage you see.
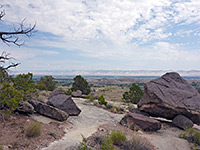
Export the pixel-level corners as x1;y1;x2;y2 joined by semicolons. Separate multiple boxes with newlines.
37;76;56;91
98;95;107;106
71;75;91;95
13;73;37;101
0;82;23;112
122;83;143;104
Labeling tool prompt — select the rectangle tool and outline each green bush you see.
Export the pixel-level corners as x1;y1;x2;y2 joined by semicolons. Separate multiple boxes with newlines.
122;83;143;104
86;94;97;101
77;135;92;150
13;73;37;101
98;95;107;106
179;127;200;149
71;75;91;95
110;130;126;146
0;82;23;112
26;121;42;138
100;137;114;150
37;76;56;91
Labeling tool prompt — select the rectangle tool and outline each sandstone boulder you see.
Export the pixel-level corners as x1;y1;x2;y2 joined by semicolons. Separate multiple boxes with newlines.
47;89;81;116
120;112;161;131
71;90;82;97
138;72;200;124
172;115;194;129
29;100;69;121
16;101;34;114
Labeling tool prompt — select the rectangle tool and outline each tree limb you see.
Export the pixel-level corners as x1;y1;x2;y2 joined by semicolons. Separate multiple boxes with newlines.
0;5;36;46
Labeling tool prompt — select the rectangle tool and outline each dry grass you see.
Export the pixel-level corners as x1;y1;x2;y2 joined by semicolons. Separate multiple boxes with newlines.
26;121;42;138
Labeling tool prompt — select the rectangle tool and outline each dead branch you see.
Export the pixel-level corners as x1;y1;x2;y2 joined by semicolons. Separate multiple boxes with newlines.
0;5;36;46
0;51;20;71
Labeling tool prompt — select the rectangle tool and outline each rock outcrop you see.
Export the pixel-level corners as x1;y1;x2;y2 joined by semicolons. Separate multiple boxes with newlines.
29;100;69;121
47;88;81;116
138;72;200;124
172;115;194;129
120;112;161;131
16;101;34;114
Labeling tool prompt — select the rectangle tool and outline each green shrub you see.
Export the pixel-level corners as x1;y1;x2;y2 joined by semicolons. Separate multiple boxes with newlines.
100;137;114;150
179;127;200;149
86;94;96;101
77;135;92;150
13;73;37;101
122;83;143;104
0;82;23;112
37;76;56;91
110;130;126;146
65;88;72;95
98;95;107;106
26;121;42;138
71;75;91;95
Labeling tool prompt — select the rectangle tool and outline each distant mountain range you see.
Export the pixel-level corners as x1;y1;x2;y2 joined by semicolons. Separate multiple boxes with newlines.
12;70;200;77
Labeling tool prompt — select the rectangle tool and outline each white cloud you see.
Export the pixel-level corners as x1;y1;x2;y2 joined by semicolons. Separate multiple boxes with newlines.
0;0;200;70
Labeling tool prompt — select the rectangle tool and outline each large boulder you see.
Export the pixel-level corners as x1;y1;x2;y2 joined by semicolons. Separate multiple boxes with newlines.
172;115;194;129
120;112;161;131
29;100;69;121
138;72;200;124
47;88;81;116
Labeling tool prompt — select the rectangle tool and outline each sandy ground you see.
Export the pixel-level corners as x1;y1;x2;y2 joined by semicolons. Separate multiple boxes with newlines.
140;125;191;150
39;98;192;150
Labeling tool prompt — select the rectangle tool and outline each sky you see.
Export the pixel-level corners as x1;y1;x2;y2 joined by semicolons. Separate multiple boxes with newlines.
0;0;200;72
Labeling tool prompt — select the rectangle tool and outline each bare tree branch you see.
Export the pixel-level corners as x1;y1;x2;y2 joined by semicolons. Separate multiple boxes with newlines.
0;5;5;20
0;5;36;46
0;51;20;71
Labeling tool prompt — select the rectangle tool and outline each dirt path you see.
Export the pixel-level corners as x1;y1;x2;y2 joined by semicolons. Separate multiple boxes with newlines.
42;98;124;150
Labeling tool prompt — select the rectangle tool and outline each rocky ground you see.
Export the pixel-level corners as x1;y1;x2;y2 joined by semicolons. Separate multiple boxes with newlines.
0;97;196;150
41;98;192;150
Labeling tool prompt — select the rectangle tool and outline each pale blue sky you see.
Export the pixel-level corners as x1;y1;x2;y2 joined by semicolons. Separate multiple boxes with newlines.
1;0;200;71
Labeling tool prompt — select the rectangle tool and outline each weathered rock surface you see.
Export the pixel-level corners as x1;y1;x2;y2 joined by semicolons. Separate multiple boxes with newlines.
120;112;161;131
16;101;34;114
47;89;81;116
48;88;65;99
29;100;69;121
172;115;194;129
129;107;149;117
138;72;200;124
71;90;82;97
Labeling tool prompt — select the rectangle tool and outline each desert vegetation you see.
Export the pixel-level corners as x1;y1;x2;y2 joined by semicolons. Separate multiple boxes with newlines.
78;130;152;150
179;127;200;150
122;83;144;104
